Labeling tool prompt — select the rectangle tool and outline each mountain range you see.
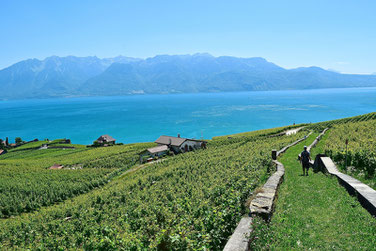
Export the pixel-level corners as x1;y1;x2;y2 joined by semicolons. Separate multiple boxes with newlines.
1;53;376;99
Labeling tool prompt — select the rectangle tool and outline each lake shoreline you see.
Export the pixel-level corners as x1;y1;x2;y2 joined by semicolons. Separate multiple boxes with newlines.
1;87;375;145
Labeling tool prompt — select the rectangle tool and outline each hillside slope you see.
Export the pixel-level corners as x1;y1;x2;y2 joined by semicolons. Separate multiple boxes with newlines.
0;113;375;249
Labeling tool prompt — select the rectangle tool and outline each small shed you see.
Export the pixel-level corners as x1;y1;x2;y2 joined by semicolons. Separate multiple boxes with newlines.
0;149;5;156
96;135;116;145
49;164;64;170
139;145;169;163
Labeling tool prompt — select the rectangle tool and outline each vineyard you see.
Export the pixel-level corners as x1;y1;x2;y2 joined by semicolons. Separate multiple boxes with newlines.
6;139;86;152
0;142;154;218
308;111;376;132
1;112;375;250
321;118;376;188
0;127;307;250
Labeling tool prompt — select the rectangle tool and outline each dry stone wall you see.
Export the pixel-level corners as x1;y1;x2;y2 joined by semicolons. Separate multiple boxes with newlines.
320;156;376;216
223;133;311;251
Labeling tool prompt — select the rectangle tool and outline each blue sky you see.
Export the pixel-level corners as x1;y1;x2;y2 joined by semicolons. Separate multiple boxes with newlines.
1;0;375;74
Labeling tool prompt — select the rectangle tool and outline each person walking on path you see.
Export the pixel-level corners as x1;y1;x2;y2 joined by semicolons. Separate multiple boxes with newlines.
300;146;311;176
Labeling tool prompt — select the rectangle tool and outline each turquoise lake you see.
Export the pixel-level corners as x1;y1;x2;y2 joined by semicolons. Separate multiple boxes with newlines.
1;87;375;145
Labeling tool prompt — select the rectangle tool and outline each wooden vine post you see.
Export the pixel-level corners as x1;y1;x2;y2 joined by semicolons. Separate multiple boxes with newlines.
272;149;277;160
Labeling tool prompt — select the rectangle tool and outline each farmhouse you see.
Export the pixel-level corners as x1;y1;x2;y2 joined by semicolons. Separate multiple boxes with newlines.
155;135;206;154
138;135;206;163
96;135;116;145
139;145;169;163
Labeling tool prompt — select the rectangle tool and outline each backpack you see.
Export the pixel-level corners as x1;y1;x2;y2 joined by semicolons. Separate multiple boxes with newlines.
301;150;310;163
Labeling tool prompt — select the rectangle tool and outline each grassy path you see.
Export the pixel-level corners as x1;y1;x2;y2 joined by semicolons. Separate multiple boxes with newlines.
250;133;376;250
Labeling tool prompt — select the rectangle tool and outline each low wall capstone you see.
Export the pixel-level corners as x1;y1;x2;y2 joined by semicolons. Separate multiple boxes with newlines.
222;217;253;251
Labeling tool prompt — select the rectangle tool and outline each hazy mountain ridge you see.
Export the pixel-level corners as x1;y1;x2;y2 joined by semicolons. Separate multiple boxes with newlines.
1;54;376;99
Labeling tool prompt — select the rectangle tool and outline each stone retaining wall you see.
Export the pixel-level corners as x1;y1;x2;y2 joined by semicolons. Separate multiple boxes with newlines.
224;128;376;251
223;133;311;251
307;128;328;153
305;128;376;216
249;160;284;220
308;128;376;216
305;128;328;168
319;156;376;216
277;132;312;157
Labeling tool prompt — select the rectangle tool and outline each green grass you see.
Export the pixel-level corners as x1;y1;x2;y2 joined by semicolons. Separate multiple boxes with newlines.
310;130;330;159
250;133;376;250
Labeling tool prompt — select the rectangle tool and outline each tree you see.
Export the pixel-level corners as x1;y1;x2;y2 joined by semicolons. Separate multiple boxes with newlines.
15;137;22;145
92;140;102;147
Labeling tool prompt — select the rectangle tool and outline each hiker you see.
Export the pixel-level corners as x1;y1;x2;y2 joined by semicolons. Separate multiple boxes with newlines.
300;146;311;176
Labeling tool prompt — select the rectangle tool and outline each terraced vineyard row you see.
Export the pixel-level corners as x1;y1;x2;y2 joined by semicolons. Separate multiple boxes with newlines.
0;142;154;218
309;112;376;132
211;124;304;146
5;139;86;152
0;129;307;250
